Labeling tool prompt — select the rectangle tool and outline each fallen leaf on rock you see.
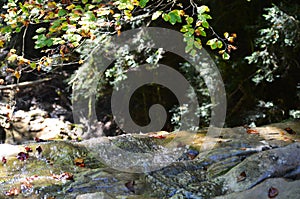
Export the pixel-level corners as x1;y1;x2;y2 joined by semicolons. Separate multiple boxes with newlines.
284;127;296;135
152;135;166;139
5;187;20;196
52;172;74;181
236;171;247;182
61;172;74;181
268;186;279;198
36;146;43;155
244;125;259;134
149;131;169;139
74;158;85;167
21;180;33;190
279;131;285;136
2;156;7;164
17;152;29;161
283;136;291;142
246;129;259;135
26;175;38;182
34;137;46;142
125;180;135;193
25;146;33;152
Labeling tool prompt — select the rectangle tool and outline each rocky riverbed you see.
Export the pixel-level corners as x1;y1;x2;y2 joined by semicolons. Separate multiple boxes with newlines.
0;108;299;198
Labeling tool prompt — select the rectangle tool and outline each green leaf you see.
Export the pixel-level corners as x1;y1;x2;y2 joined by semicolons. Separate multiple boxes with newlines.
70;34;82;43
82;0;88;4
58;9;67;17
195;27;206;37
186;17;194;24
185;36;194;46
34;18;40;23
0;26;12;34
202;21;209;28
61;22;69;31
206;38;217;46
34;43;42;49
190;49;197;56
210;43;217;50
30;62;36;69
218;50;225;54
36;27;46;33
202;14;212;20
19;3;28;14
224;32;229;38
50;20;62;30
117;3;127;10
183;31;193;37
15;27;22;33
162;13;170;22
168;10;182;25
185;44;193;53
222;52;230;60
45;39;53;47
34;34;49;48
200;30;206;37
72;41;80;47
126;3;134;10
152;11;162;20
206;38;218;50
124;10;132;18
37;34;47;41
169;12;178;25
139;0;149;8
53;38;65;45
217;40;223;48
180;25;191;33
85;11;97;21
197;5;210;14
194;38;202;49
188;28;194;34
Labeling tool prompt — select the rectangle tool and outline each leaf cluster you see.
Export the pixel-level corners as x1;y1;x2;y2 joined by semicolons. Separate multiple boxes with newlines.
0;0;235;84
245;4;300;84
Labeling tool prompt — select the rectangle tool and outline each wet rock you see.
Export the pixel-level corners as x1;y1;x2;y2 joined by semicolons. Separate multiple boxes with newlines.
217;142;300;193
60;168;149;198
0;120;299;198
0;144;23;157
144;121;300;198
76;192;114;199
214;178;300;199
4;109;78;144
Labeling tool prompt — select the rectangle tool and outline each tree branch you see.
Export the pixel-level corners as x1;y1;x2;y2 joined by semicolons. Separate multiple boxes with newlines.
0;78;52;90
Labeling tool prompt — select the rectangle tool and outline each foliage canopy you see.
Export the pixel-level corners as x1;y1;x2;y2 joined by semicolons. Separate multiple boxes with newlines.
0;0;236;80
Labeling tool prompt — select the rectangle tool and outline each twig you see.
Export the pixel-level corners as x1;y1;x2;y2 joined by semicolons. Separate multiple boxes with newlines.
0;78;52;90
189;0;198;15
22;25;29;57
209;27;228;51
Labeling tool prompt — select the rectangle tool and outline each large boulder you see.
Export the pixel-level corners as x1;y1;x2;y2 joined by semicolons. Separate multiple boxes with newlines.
0;120;299;198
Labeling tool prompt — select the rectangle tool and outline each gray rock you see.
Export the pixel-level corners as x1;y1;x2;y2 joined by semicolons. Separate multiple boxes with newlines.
217;143;300;193
214;178;300;199
76;192;113;199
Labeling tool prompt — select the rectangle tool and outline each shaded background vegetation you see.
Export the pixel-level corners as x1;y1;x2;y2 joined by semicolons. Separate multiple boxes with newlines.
0;0;299;135
204;0;300;126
